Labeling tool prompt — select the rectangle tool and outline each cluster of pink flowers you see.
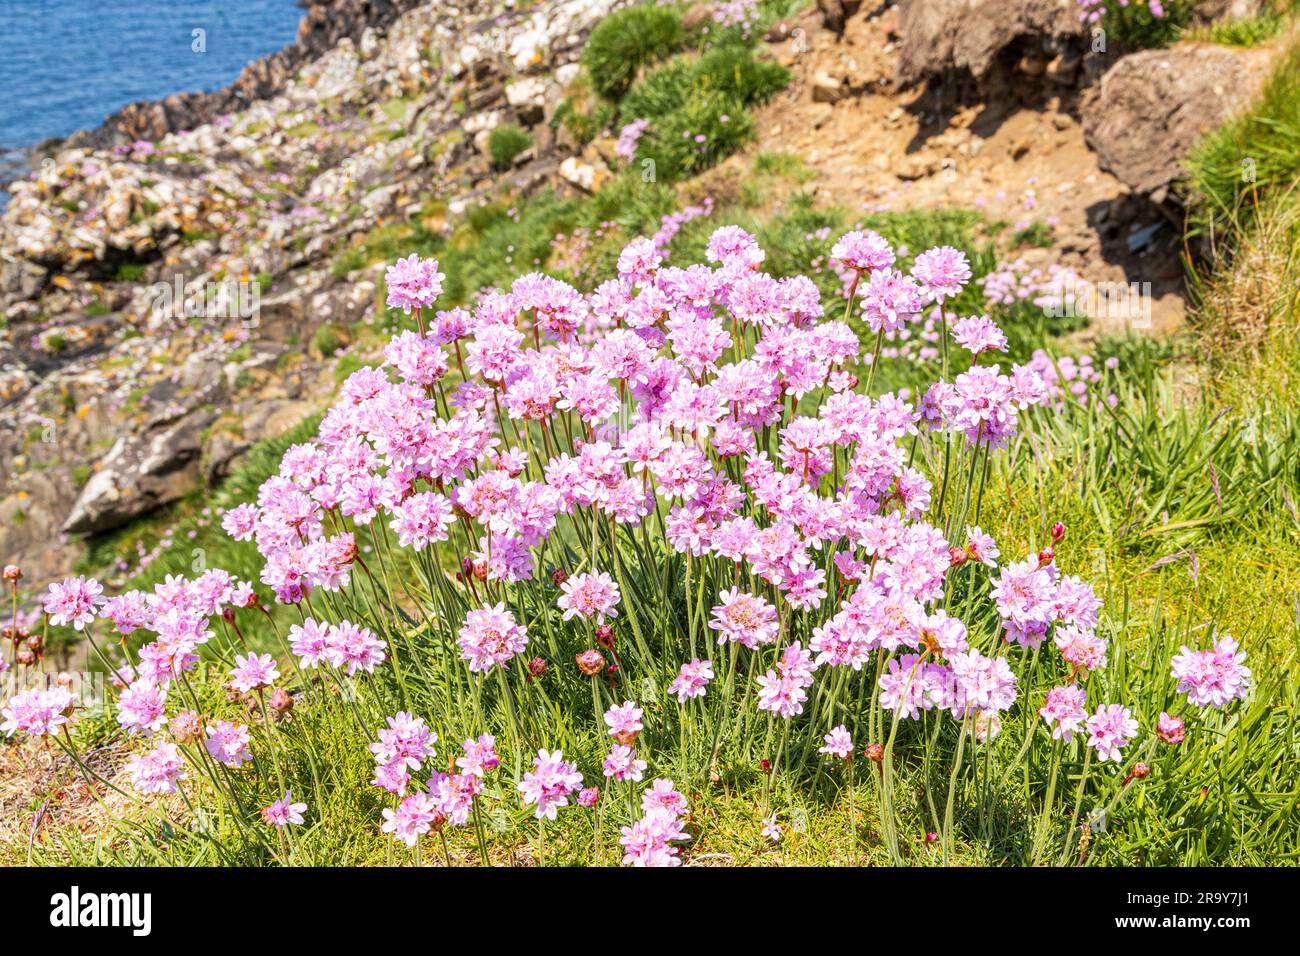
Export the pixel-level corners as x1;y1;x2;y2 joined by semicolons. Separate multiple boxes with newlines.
518;748;584;820
557;571;621;624
1171;635;1251;709
1;685;75;737
379;731;499;845
6;220;1259;861
668;658;714;702
288;618;386;675
756;643;816;718
616;119;650;162
126;740;188;795
42;575;104;630
1077;0;1167;24
619;779;690;866
261;791;308;828
457;604;528;673
370;712;438;795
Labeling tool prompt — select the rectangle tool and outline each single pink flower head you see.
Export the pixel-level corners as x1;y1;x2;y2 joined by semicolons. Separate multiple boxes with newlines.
385;254;445;313
261;790;307;827
819;725;854;759
557;571;621;624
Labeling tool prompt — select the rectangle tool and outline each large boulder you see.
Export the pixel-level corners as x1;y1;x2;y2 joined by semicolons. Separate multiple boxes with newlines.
895;0;1084;88
1081;43;1273;205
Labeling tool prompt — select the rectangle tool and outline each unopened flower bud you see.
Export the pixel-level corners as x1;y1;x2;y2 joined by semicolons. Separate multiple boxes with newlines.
576;649;604;676
1132;762;1150;780
550;567;568;587
15;646;35;666
221;606;236;623
269;687;294;716
1037;547;1054;569
26;633;43;652
527;657;548;680
948;547;968;567
170;710;202;745
595;624;615;649
3;565;21;582
760;758;771;774
864;743;884;763
1050;522;1066;544
924;831;939;845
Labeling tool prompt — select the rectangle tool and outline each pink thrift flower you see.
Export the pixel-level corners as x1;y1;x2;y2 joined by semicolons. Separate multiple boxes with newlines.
1085;704;1138;763
668;659;714;703
261;790;307;827
456;734;500;777
1156;711;1185;745
1039;684;1088;742
1170;635;1251;709
709;588;778;648
229;652;280;694
557;571;621;624
384;254;444;313
518;748;584;820
819;725;854;759
603;744;648;782
43;575;104;630
205;719;253;768
457;604;529;673
1;686;75;737
125;741;188;795
604;700;644;744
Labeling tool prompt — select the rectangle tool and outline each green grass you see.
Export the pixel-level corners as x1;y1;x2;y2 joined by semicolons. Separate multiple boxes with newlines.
1184;35;1300;249
488;125;532;170
581;3;687;100
619;43;790;181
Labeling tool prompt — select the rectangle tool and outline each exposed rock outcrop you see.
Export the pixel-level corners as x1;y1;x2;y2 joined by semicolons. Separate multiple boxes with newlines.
895;0;1085;89
1081;42;1273;205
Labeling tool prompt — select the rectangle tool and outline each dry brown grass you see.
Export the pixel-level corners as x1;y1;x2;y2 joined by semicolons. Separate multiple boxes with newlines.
1192;187;1300;404
0;736;182;864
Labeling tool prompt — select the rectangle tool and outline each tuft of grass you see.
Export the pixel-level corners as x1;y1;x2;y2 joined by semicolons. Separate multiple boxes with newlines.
581;4;687;101
488;125;532;170
620;44;790;181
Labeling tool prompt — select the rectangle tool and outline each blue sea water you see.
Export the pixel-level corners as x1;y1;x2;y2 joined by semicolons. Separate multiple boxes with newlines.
0;0;303;195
